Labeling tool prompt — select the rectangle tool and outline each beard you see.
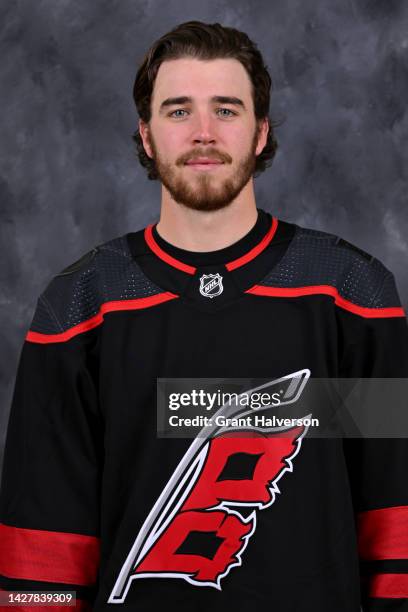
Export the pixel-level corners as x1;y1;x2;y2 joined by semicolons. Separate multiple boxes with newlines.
147;124;261;213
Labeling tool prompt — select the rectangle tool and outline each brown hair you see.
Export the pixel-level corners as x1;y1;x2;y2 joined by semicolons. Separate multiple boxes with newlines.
132;20;283;180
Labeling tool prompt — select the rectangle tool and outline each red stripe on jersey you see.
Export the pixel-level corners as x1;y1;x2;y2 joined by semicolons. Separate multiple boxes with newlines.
145;217;278;274
357;505;408;559
367;573;408;598
226;217;278;271
246;284;406;318
144;225;196;274
26;292;179;344
0;523;100;585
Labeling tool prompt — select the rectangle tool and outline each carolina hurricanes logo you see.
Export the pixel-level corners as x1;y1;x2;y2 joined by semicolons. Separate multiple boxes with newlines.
108;370;311;603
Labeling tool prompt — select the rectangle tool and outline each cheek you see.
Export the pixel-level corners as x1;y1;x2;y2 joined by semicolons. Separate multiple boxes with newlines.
157;130;186;158
221;126;252;150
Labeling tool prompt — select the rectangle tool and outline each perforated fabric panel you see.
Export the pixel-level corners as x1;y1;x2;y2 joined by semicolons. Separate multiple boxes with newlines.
29;295;61;335
30;235;165;334
371;268;402;308
258;226;400;308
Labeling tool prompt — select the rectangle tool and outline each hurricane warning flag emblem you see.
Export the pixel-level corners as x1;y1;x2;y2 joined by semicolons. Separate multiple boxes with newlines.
199;273;224;298
107;370;311;603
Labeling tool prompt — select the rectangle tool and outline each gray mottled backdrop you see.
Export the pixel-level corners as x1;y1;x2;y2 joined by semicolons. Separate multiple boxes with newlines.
1;0;407;477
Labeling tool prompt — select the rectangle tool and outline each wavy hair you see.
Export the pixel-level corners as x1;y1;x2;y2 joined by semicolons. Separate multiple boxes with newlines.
132;20;283;180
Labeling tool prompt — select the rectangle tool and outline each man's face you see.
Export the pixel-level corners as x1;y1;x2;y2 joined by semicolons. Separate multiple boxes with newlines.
139;57;268;212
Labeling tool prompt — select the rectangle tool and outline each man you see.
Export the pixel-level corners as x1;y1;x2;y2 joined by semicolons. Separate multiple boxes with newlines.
1;20;408;612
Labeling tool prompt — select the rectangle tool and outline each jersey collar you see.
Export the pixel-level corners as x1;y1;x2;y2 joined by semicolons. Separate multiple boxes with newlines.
126;209;296;310
143;208;278;274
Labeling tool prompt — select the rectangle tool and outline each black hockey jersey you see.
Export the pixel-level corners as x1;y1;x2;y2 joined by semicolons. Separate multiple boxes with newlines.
1;207;408;611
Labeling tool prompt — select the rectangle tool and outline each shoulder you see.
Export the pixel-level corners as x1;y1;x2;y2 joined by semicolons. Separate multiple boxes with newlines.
262;220;400;310
294;223;375;263
28;232;162;339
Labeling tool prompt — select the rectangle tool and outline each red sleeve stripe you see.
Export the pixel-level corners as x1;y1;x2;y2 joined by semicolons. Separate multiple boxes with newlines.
245;284;406;318
225;217;278;271
0;523;100;586
357;506;408;560
0;589;92;611
366;573;408;598
26;292;179;344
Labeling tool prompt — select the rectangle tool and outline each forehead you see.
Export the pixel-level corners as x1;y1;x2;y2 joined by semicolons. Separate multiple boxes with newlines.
151;57;253;108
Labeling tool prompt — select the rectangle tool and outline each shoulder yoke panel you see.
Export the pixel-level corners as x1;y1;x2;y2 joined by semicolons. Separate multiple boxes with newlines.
30;235;167;336
258;225;400;309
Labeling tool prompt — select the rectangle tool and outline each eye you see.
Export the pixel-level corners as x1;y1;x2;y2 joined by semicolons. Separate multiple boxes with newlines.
217;108;236;117
169;109;188;118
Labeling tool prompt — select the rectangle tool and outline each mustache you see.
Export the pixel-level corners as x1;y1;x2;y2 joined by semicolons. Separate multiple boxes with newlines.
178;150;232;165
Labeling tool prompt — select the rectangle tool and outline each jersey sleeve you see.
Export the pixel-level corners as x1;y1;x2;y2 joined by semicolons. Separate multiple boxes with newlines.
0;273;103;611
339;264;408;611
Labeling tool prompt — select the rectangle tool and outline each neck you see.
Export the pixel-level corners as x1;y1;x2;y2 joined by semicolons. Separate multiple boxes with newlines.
156;185;259;253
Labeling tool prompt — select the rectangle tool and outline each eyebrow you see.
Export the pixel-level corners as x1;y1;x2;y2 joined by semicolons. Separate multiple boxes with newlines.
159;96;246;114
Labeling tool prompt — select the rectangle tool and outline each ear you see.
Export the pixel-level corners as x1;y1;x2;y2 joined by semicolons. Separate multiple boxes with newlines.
255;117;269;156
139;119;153;159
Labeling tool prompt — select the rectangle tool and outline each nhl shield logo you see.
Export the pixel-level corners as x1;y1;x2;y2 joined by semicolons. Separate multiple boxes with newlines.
199;273;224;299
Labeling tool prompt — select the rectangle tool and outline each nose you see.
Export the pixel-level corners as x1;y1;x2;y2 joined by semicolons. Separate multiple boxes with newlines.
191;113;217;146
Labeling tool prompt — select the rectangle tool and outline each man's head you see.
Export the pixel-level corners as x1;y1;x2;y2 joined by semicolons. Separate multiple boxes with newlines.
132;21;279;212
